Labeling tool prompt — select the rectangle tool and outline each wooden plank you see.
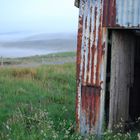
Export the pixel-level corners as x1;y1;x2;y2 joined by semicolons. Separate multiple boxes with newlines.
108;30;135;130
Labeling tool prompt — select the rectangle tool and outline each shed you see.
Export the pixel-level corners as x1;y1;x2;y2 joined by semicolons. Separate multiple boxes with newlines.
75;0;140;135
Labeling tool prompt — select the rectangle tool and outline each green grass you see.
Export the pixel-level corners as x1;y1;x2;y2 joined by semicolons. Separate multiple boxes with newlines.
0;57;139;139
2;52;76;65
0;63;80;140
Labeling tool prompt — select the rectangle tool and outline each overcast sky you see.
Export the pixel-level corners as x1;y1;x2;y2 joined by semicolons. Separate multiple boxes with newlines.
0;0;79;33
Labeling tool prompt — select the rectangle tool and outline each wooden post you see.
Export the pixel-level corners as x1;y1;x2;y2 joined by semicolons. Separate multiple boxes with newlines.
108;30;135;130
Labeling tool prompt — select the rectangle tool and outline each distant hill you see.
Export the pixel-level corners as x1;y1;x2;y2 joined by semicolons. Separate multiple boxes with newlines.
0;32;77;57
0;33;77;49
23;33;77;41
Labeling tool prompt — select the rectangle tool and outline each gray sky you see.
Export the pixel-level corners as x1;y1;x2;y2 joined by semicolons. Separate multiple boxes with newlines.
0;0;79;33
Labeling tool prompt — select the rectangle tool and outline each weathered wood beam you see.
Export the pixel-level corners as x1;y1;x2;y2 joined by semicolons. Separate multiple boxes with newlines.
108;30;135;130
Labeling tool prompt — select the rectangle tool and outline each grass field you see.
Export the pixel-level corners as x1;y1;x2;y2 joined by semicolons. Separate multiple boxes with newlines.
0;63;78;140
0;52;139;140
1;52;76;67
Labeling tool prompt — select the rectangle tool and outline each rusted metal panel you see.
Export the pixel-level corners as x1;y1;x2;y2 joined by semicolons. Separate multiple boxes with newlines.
76;0;106;135
103;0;116;27
76;0;140;28
75;0;140;136
103;0;140;28
116;0;140;27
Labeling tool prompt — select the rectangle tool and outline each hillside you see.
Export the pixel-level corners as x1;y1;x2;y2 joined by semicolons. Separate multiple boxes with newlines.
0;32;77;58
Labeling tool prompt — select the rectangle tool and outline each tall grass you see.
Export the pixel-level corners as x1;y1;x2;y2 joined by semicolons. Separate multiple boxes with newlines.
0;63;139;140
0;63;79;140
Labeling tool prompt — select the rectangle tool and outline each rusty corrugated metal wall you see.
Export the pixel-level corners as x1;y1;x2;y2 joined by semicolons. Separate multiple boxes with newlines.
75;0;140;135
76;0;106;135
103;0;140;27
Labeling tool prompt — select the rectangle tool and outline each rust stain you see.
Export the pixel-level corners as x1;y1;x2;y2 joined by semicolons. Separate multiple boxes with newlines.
81;85;101;128
76;0;104;134
103;0;116;27
76;14;84;131
96;1;103;87
86;7;92;84
94;86;101;125
76;16;83;80
81;17;87;85
91;5;97;85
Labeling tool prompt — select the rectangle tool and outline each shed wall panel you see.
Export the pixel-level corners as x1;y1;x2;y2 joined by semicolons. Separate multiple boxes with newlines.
103;0;140;28
75;0;140;135
108;31;135;130
76;0;106;135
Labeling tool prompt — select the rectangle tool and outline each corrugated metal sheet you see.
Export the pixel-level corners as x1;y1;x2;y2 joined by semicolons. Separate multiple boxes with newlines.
76;0;106;135
116;0;140;27
103;0;140;27
76;0;140;28
103;0;116;27
75;0;140;135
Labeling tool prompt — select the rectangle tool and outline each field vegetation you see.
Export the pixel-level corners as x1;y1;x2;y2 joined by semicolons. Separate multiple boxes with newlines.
0;52;139;140
1;52;76;66
0;62;79;140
